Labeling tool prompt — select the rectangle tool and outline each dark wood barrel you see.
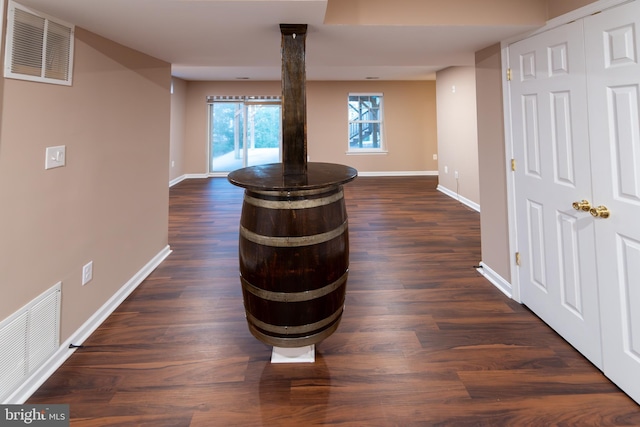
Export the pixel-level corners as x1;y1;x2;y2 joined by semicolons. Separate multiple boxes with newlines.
238;184;349;347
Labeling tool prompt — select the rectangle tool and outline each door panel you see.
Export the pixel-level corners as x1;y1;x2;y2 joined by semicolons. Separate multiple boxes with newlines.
211;102;245;172
551;91;576;185
510;20;603;368
558;213;584;315
522;94;542;176
585;0;640;403
526;200;546;289
210;101;282;172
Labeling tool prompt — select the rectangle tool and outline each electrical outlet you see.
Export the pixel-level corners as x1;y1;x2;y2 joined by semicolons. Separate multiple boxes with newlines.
171;160;175;168
82;261;93;286
455;171;459;179
433;154;438;160
444;166;448;174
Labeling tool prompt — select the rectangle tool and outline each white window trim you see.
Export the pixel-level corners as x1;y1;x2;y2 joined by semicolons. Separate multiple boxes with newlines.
346;150;388;155
347;92;386;154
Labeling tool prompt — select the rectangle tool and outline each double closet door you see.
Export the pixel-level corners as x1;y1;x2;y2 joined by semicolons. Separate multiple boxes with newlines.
509;0;640;404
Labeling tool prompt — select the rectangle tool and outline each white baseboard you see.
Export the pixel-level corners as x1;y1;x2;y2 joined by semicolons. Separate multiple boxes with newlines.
476;262;512;298
4;245;172;404
169;175;186;187
436;185;481;212
187;173;209;179
358;170;438;177
170;174;209;187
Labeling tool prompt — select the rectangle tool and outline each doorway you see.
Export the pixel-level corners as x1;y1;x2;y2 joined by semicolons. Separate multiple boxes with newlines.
208;96;282;173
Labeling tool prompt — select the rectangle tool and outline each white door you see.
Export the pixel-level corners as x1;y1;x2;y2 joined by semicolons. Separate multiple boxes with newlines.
509;21;603;368
584;0;640;403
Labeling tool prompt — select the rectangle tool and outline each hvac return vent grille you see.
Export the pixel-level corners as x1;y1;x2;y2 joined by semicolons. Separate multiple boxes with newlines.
4;1;74;85
0;282;61;402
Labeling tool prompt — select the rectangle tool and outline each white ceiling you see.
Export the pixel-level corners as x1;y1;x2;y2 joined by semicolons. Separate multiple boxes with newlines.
12;0;541;81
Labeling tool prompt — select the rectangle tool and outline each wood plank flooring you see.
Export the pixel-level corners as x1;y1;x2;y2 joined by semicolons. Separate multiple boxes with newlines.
29;176;640;426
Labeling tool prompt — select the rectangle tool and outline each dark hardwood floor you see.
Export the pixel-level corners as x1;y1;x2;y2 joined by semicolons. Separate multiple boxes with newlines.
29;176;640;426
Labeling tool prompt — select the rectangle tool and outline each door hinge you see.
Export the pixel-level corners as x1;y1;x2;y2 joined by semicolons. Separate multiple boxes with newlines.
507;68;512;81
515;252;521;266
511;158;516;171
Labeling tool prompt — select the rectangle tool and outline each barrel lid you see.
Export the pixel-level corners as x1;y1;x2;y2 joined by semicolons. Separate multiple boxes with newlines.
227;162;357;191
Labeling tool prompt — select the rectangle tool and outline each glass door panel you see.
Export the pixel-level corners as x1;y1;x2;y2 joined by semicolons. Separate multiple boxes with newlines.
211;102;245;172
246;104;281;167
210;99;281;173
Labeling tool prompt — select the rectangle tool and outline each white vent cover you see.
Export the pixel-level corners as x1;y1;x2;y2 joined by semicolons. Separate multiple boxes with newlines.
4;1;74;85
0;312;28;403
0;282;61;402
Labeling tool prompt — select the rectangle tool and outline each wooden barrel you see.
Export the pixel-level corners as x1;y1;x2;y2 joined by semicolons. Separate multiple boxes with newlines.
238;184;349;347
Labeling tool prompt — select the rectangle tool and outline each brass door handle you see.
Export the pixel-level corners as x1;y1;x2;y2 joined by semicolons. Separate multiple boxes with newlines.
572;200;591;211
590;205;610;219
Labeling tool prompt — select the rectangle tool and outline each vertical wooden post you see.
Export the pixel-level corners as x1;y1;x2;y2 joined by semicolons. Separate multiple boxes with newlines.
228;23;356;350
280;24;307;176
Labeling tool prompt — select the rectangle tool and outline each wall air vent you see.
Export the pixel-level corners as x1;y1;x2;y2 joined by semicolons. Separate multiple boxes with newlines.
4;1;74;85
0;282;61;402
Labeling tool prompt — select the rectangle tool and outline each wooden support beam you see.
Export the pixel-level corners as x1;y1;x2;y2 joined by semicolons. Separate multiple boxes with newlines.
280;24;308;176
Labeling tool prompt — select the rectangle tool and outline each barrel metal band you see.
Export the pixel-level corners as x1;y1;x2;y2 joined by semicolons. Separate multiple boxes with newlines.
240;220;347;247
250;186;338;198
246;304;344;335
244;190;343;210
241;270;348;302
248;318;341;348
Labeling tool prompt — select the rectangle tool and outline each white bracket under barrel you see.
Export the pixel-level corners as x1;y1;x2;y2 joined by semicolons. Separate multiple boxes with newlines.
271;344;315;363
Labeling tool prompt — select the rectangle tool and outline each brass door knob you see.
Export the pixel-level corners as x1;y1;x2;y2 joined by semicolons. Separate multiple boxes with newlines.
590;205;610;219
572;200;591;211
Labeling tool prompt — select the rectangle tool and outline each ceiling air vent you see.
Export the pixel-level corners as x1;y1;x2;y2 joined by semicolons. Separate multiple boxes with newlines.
4;1;74;85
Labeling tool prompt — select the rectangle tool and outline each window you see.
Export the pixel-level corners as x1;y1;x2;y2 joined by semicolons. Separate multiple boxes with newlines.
4;1;74;85
348;93;386;153
207;96;282;173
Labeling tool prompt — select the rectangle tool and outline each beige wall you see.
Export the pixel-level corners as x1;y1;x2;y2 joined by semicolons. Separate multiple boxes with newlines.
547;0;598;18
325;0;548;25
475;44;510;281
324;0;596;24
0;27;171;340
182;80;437;175
308;81;437;173
170;77;188;182
436;66;479;205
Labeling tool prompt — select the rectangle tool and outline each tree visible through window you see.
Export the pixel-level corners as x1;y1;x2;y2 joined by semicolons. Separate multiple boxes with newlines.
207;96;281;172
348;94;384;152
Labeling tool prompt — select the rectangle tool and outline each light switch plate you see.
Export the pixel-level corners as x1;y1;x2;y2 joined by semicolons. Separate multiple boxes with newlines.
45;145;66;169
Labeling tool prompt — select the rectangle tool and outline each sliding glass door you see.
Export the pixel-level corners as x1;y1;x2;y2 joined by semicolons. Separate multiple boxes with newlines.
209;96;281;173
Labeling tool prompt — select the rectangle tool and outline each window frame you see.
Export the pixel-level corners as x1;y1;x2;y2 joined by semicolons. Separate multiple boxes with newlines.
346;92;387;155
207;95;282;173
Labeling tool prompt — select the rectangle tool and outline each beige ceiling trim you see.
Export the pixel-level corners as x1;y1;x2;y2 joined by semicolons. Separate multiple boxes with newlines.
324;0;547;26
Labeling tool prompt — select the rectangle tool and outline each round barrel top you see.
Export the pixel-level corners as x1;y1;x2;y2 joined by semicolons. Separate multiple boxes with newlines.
227;162;358;191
